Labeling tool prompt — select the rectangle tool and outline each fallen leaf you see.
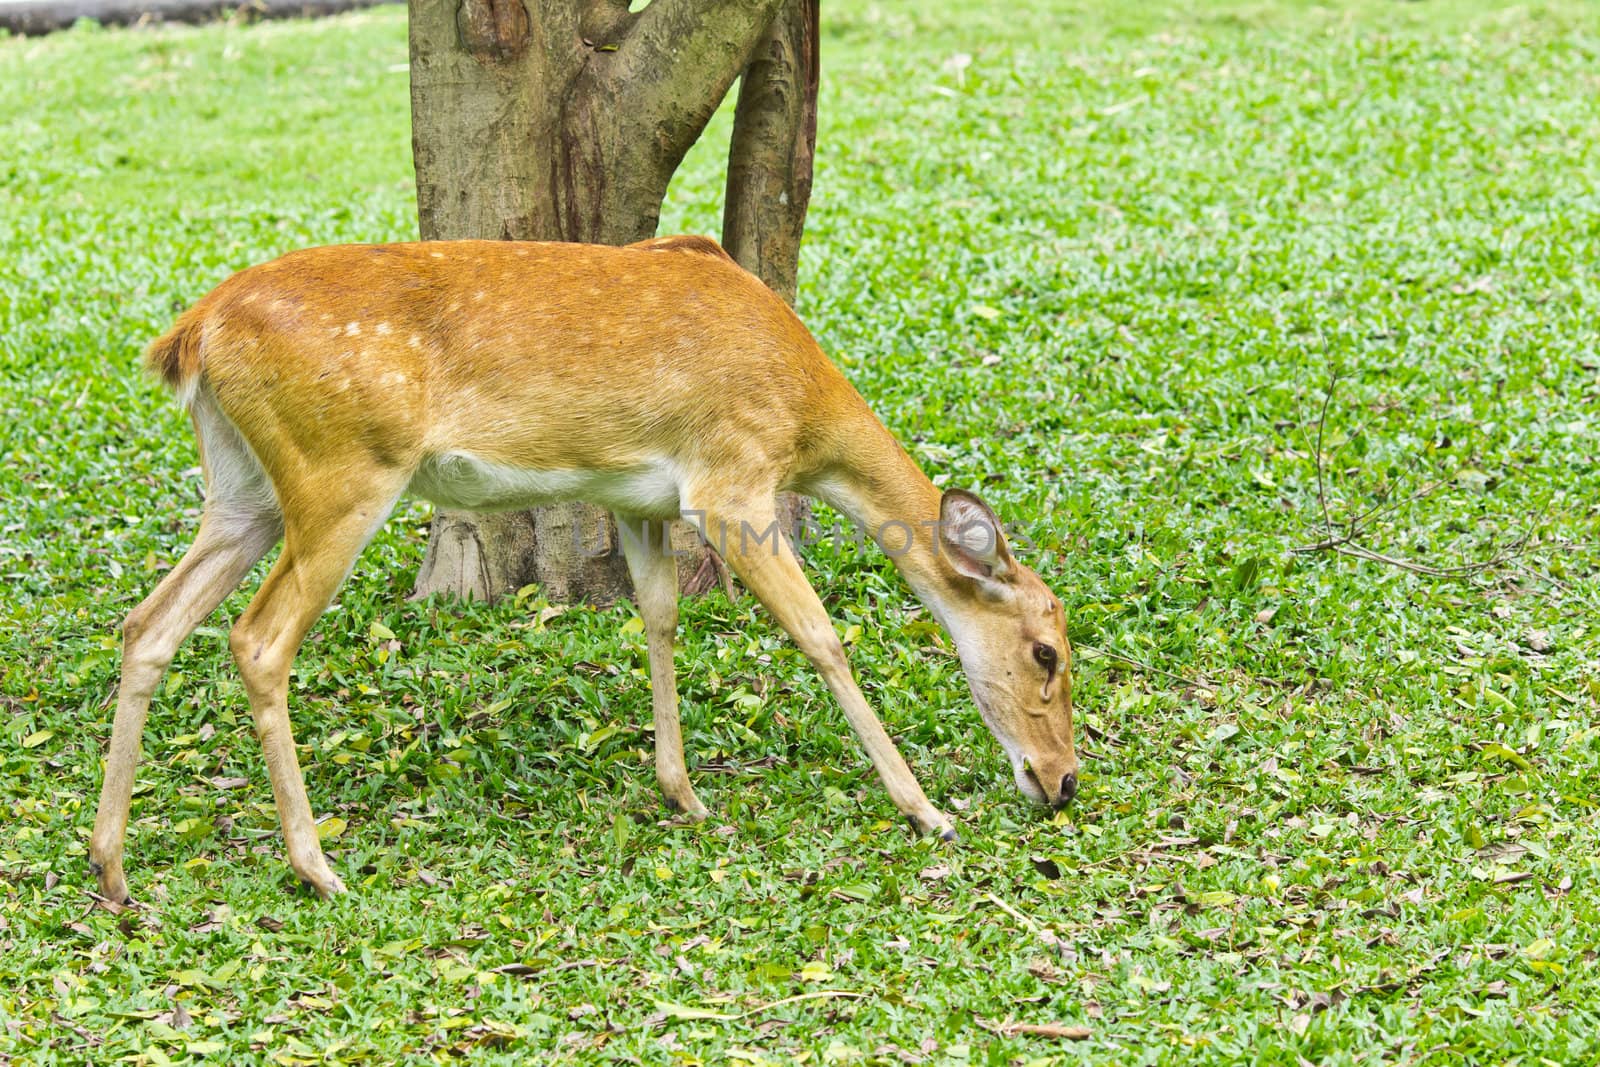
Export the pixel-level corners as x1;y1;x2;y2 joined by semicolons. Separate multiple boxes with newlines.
983;1019;1091;1040
1027;959;1060;981
1522;938;1556;961
1015;1023;1091;1040
799;960;834;983
1031;857;1062;880
1190;890;1237;908
653;1000;734;1022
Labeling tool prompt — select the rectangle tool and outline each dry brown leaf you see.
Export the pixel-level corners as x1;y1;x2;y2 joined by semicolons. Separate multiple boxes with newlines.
1004;1022;1092;1039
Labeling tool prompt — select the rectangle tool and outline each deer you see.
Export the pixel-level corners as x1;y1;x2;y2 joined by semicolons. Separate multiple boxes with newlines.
88;235;1079;903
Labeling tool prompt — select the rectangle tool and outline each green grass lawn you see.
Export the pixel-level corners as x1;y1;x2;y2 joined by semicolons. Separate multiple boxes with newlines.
3;1;1599;1063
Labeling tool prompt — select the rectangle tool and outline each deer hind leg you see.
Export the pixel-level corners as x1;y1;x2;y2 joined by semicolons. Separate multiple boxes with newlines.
228;478;407;898
89;505;282;904
688;500;954;839
617;517;706;820
91;390;285;905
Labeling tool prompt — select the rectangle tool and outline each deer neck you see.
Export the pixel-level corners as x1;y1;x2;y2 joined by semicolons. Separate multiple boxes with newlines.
816;430;965;630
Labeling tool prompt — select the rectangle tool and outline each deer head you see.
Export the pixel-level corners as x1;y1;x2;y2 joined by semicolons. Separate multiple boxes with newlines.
934;489;1079;809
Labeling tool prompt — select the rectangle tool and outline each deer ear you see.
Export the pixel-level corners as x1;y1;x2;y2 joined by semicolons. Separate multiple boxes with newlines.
939;489;1015;583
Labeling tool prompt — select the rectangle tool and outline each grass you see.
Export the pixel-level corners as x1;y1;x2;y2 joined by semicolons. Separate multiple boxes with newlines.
3;0;1599;1063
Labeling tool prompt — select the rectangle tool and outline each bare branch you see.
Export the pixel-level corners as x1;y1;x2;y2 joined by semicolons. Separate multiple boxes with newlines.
603;0;787;171
1292;371;1540;582
1075;645;1218;694
1325;396;1402;467
1312;367;1339;544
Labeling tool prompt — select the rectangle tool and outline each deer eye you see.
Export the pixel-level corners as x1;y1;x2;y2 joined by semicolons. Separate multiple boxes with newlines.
1033;644;1057;672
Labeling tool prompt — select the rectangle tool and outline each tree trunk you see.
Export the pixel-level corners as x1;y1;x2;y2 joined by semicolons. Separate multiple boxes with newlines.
723;0;819;307
407;0;814;604
724;0;820;539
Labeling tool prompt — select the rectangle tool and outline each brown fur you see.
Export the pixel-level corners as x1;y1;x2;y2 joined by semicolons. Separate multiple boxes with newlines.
632;234;736;259
91;237;1078;903
144;307;205;391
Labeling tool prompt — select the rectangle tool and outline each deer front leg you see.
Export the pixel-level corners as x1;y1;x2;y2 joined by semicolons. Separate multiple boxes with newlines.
691;503;954;839
618;517;706;819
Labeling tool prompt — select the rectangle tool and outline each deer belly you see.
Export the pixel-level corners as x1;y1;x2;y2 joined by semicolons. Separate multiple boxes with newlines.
408;451;683;517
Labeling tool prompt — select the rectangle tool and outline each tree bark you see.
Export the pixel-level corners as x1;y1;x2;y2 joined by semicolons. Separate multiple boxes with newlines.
408;0;809;604
724;0;819;536
723;0;819;307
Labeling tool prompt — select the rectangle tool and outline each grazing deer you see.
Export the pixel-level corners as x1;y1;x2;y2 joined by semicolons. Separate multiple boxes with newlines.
89;236;1078;902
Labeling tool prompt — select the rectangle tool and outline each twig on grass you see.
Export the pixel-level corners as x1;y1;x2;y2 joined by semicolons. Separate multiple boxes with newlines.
982;891;1066;956
653;990;867;1025
1075;645;1218;694
978;1017;1093;1040
1292;371;1540;579
86;888;131;916
733;990;867;1020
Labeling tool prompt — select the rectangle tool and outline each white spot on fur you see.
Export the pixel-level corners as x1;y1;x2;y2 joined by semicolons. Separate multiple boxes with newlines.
375;322;393;336
345;322;362;336
429;251;445;259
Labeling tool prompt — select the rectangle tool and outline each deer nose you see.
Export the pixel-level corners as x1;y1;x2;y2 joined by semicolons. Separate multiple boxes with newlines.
1057;772;1078;809
1024;763;1079;810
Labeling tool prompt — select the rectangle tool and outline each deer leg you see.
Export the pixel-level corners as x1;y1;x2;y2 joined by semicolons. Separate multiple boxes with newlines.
618;517;706;819
90;507;281;905
690;502;954;838
228;486;402;898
